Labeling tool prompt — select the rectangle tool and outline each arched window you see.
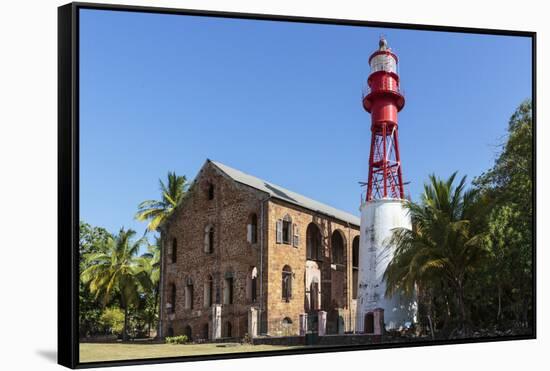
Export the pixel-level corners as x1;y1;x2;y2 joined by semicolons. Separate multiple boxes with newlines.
223;273;234;305
282;265;292;302
331;231;345;265
306;223;322;261
204;225;214;254
352;236;360;299
184;277;194;309
207;182;215;200
246;267;258;303
203;275;213;308
171;237;177;263
310;277;320;311
169;283;176;313
247;213;258;244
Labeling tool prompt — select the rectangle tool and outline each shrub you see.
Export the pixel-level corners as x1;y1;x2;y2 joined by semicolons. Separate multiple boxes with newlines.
242;333;252;344
98;307;124;336
165;335;189;344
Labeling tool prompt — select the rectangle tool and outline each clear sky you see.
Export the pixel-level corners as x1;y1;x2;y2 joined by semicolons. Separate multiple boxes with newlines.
79;9;532;237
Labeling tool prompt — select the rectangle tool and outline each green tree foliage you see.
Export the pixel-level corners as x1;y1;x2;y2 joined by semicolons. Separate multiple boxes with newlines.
79;170;183;340
131;171;187;336
139;238;161;337
81;228;152;341
473;99;533;328
135;172;189;232
99;307;125;336
385;172;489;334
385;100;533;337
79;222;112;337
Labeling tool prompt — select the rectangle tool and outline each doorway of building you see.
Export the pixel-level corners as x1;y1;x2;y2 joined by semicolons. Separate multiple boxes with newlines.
202;323;209;340
184;325;192;340
364;312;374;334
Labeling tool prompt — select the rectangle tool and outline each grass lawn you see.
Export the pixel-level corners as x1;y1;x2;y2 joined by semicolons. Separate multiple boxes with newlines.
80;342;304;363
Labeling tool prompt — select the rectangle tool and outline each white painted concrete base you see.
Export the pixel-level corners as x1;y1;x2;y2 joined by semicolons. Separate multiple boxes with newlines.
248;307;259;338
211;304;222;339
318;311;327;336
355;199;417;331
299;313;307;336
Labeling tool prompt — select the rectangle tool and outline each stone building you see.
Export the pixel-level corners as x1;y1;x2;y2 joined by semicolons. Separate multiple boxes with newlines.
159;160;360;340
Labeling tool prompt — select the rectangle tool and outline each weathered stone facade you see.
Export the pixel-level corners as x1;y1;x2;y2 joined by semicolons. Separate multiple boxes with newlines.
265;199;360;335
159;160;360;341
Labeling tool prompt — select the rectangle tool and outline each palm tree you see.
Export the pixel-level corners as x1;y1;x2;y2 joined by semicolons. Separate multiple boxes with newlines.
135;172;188;232
81;228;152;341
384;172;488;334
137;238;161;337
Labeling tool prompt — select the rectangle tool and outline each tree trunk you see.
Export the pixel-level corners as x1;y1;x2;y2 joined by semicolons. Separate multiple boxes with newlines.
427;315;435;340
123;306;129;341
522;295;529;328
150;288;159;338
497;285;502;323
457;283;467;335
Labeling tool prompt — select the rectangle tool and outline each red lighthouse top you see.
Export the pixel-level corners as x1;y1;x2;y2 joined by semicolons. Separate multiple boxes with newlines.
363;38;405;120
363;38;406;201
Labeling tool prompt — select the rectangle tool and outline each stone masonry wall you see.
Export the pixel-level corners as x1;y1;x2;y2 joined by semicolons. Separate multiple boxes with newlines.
159;161;361;340
160;162;268;340
266;199;360;336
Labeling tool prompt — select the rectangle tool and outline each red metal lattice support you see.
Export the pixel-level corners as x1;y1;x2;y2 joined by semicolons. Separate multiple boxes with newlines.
363;38;406;202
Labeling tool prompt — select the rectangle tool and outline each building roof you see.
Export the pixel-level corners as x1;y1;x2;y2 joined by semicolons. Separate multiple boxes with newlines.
210;160;360;226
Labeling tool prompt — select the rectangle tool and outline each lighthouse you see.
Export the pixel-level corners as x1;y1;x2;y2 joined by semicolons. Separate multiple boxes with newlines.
356;38;417;333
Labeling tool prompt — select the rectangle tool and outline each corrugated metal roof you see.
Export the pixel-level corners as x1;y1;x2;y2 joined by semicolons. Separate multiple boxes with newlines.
211;160;360;226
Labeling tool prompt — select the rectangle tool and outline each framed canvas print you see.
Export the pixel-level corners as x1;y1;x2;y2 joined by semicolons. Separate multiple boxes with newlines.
58;2;536;368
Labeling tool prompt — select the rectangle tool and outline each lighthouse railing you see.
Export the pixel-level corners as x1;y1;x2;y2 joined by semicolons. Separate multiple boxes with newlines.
362;82;404;98
361;85;405;99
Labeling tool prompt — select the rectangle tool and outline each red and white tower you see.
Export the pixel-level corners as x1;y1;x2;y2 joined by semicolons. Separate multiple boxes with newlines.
363;37;405;201
356;38;416;333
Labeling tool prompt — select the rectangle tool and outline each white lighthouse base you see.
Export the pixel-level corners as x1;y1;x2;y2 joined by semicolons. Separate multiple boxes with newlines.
355;199;417;332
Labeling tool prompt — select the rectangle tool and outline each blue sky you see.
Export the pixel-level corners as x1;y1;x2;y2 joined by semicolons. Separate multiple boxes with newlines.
79;9;532;237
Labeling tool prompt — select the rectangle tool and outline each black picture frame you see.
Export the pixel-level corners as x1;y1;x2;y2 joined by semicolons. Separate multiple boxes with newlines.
58;2;536;369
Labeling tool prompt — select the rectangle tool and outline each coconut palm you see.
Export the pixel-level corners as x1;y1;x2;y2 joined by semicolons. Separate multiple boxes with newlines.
137;238;161;337
135;172;188;232
384;172;488;333
81;228;152;341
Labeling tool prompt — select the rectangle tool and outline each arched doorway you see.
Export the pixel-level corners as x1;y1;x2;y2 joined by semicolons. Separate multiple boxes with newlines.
310;277;320;311
306;223;322;261
224;321;232;338
329;230;346;321
331;231;345;266
282;265;293;302
202;323;209;340
246;266;258;303
184;325;192;340
364;312;374;334
282;317;293;336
